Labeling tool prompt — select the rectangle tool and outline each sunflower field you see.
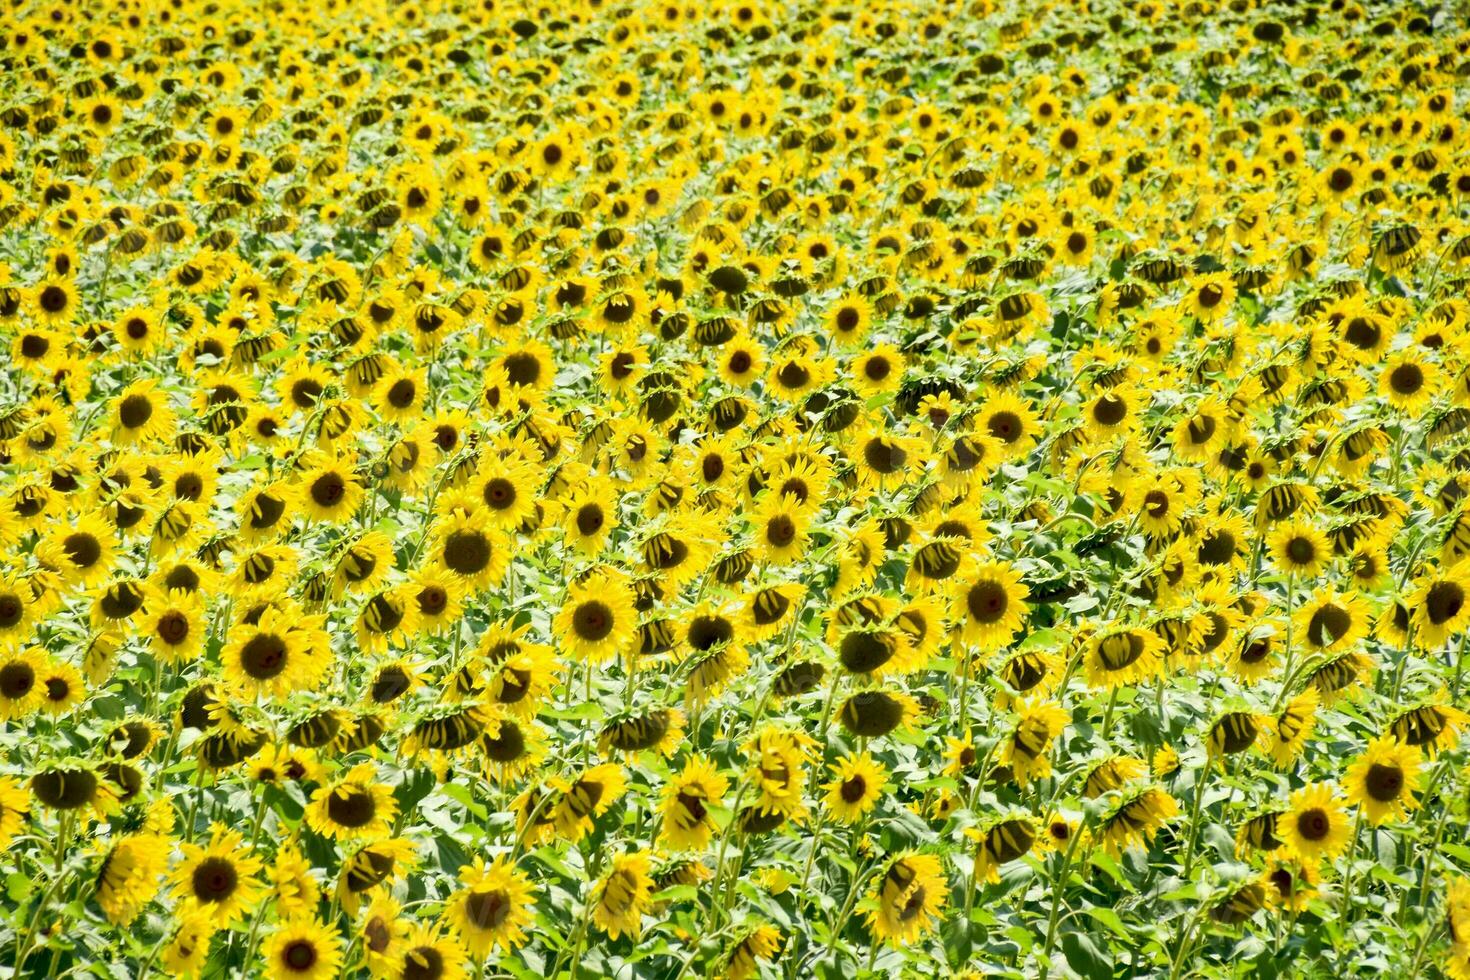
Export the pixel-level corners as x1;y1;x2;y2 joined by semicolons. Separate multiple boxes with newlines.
6;0;1470;977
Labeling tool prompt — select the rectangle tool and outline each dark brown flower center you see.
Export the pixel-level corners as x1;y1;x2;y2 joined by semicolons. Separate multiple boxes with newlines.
465;888;511;929
0;593;22;629
326;786;377;827
1364;763;1404;802
966;580;1008;624
241;633;288;679
282;940;317;971
443;530;491;575
118;394;154;429
573;601;614;642
192;857;239;902
62;532;102;569
310;472;347;508
1296;807;1329;842
1427;582;1465;625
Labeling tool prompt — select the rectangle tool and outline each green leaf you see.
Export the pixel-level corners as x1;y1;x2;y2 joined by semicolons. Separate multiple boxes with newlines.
1061;929;1114;980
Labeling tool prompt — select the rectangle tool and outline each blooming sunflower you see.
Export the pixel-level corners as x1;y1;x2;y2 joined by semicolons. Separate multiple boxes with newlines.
950;561;1029;651
1343;736;1422;825
659;754;728;850
554;569;638;663
1279;782;1352;866
261;917;344;980
822;752;887;825
592;850;654;941
443;856;535;957
169;825;267;928
305;763;398;841
864;853;949;946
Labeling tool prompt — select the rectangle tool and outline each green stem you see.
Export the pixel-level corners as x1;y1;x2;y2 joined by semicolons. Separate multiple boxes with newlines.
1179;767;1210;880
1337;809;1364;923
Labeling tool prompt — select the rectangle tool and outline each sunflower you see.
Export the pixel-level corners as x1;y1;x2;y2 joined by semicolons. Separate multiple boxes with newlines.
864;853;948;946
169;825;266;927
555;569;637;663
1227;626;1277;685
298;455;364;523
637;514;717;590
36;512;117;586
1379;353;1438;413
1343;736;1421;825
977;390;1040;460
305;763;398;841
1187;271;1236;322
723;924;782;980
751;492;808;564
93;832;168;926
38;660;85;716
1085;626;1163;690
742;582;805;642
409;567;462;633
550;763;627;842
999;699;1070;786
236;480;299;543
432;506;509;590
592;850;654;940
1097;786;1179;858
838;689;919;740
30;278;79;325
1409;562;1470;649
109;379;176;446
391;925;468;980
0;570;35;651
1294;588;1369;654
746;725;817;820
1269;519;1332;577
971;815;1038;883
443;856;535;957
1082;756;1149;798
221;607;311;699
467;455;540;531
826;292;873;346
660;755;729;850
160;914;217;978
1390;696;1470;756
717;336;765;385
0;777;27;849
112;305;169;357
0;648;45;722
1279;782;1351;866
337;837;420;916
481;644;559;719
479;717;548;784
1207;711;1266;759
1261;857;1319;914
851;344;905;398
332;531;396;597
950;560;1028;651
822;752;886;824
848;423;921;490
1131;468;1198;537
261;917;343;980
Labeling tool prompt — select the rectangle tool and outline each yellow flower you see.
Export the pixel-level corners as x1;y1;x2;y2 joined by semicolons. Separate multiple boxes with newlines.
660;755;729;850
592;850;654;941
822;752;887;824
261;917;343;980
168;825;266;928
305;763;398;841
864;853;948;946
443;856;536;956
1279;782;1352;866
